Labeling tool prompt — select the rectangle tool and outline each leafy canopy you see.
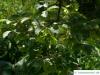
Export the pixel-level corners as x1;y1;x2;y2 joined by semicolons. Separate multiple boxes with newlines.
0;0;100;75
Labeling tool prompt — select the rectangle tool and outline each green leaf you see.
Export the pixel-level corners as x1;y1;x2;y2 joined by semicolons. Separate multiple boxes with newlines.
50;36;57;45
3;31;11;38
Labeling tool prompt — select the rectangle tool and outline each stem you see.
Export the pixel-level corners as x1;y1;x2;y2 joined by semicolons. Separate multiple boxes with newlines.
57;0;62;21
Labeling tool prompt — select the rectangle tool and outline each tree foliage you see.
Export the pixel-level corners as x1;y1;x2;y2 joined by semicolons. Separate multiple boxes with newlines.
0;0;100;75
